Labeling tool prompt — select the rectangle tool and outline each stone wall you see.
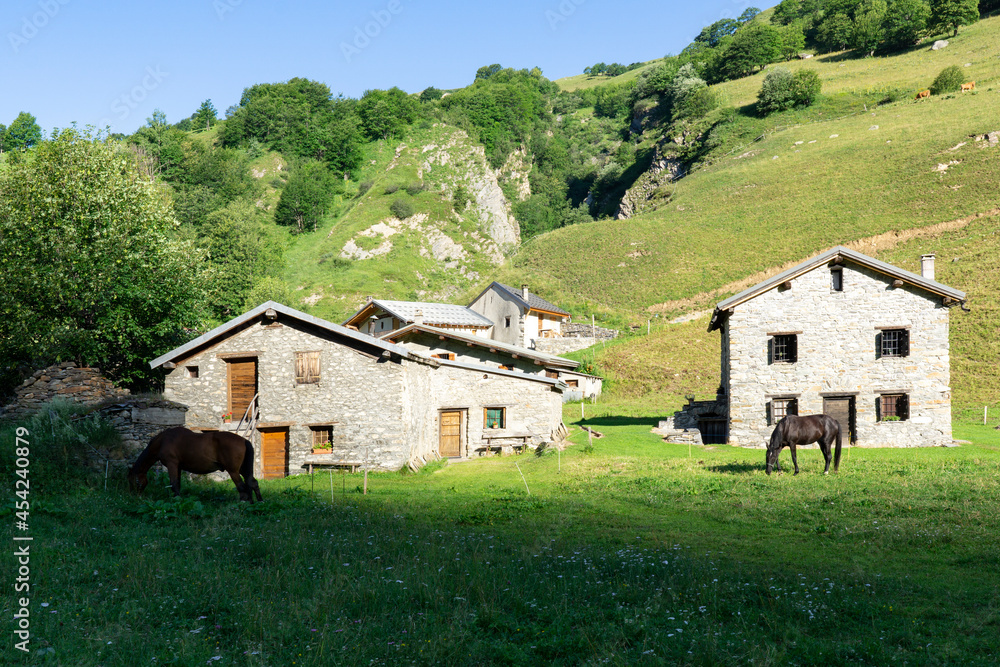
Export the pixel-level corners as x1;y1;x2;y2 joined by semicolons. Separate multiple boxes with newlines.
1;362;130;420
98;399;188;456
723;262;953;447
164;319;411;475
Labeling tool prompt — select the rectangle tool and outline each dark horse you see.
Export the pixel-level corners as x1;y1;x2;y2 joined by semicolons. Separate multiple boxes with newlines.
128;427;262;502
766;414;842;475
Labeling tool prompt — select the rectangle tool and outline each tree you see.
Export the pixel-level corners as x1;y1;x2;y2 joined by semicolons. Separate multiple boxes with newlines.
0;124;6;153
719;23;785;79
356;87;417;141
851;0;888;55
777;23;807;59
772;0;803;24
928;0;979;35
274;160;338;232
4;112;43;151
420;86;443;101
0;128;203;388
475;63;503;81
695;18;740;46
882;0;931;51
203;200;285;318
193;99;217;130
757;67;822;113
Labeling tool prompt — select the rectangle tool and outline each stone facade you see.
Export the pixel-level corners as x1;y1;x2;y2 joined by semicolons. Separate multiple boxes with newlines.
1;362;130;420
98;399;188;456
710;249;962;448
156;303;567;476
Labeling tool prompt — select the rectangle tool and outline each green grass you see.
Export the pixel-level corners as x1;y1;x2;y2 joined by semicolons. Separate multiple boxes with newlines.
554;60;660;93
6;405;1000;665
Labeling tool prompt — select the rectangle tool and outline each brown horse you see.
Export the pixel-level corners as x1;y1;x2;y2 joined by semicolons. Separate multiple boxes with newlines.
128;427;262;503
766;414;842;476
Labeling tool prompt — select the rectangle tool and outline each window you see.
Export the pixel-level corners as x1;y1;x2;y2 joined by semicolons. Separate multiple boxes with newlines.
877;394;909;421
767;397;798;425
484;407;505;429
831;268;843;292
311;426;333;447
545;370;559;379
770;334;798;364
186;366;199;378
505;316;511;328
295;351;320;384
878;329;909;358
432;352;456;361
566;379;579;388
499;364;513;371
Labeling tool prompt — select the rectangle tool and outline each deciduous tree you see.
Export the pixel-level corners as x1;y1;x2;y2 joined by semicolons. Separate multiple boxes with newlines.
929;0;979;35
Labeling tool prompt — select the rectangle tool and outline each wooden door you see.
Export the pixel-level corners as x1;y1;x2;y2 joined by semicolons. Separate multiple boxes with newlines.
227;358;257;422
439;411;462;457
823;396;856;443
260;429;288;479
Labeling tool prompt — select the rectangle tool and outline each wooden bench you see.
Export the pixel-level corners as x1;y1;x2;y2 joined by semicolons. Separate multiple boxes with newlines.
478;431;533;455
302;456;365;474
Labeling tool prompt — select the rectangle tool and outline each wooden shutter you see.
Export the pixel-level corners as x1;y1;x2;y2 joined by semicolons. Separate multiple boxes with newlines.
766;400;773;426
767;338;774;365
875;332;882;359
900;330;910;357
296;352;320;384
789;335;798;363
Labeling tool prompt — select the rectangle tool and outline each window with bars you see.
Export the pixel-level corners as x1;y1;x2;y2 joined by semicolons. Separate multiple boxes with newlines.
877;394;909;421
484;407;506;429
432;352;456;361
878;329;909;358
295;351;321;384
767;397;798;425
311;426;333;448
770;334;798;364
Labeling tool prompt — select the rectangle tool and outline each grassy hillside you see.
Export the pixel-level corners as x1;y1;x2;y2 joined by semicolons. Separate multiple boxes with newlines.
554;60;659;92
514;15;1000;319
282;123;523;322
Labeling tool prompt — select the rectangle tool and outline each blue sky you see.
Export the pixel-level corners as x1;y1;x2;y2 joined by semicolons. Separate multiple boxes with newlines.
1;0;774;135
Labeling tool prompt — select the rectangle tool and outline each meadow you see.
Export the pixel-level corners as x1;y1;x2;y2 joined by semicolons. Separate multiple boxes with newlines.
4;403;999;665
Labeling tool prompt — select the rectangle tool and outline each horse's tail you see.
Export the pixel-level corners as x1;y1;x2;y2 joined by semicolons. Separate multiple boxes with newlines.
833;418;843;471
240;439;255;479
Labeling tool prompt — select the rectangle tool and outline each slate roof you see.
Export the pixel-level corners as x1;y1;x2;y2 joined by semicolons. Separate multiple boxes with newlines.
343;300;493;329
149;301;415;369
707;246;967;332
477;282;570;316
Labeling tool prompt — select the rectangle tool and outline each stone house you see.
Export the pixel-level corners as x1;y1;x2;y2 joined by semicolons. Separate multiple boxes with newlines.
149;302;568;478
468;282;571;350
380;320;601;400
698;247;965;447
342;298;494;338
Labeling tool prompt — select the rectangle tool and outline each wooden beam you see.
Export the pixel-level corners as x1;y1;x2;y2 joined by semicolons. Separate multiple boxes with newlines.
163;362;176;370
892;279;904;288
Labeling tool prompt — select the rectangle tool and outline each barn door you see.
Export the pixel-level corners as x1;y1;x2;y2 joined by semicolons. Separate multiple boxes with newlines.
227;358;257;423
260;429;288;479
823;396;856;443
439;411;462;458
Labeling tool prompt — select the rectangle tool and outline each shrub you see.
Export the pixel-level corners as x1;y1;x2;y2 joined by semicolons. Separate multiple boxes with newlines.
674;86;720;120
390;197;414;219
384;183;400;195
757;68;821;115
357;180;373;196
930;65;964;95
452;185;470;212
405;181;425;196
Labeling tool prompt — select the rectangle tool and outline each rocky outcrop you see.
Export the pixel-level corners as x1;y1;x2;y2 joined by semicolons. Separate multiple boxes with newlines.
616;145;686;219
419;127;521;255
1;362;130;420
499;147;531;201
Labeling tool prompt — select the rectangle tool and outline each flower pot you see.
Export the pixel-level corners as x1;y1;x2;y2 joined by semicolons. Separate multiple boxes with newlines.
312;448;331;455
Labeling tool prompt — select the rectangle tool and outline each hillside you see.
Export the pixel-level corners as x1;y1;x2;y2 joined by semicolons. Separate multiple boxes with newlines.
514;14;1000;318
281;123;527;322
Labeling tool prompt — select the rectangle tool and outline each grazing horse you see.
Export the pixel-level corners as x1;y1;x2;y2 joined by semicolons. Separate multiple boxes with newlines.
765;414;842;476
128;427;262;503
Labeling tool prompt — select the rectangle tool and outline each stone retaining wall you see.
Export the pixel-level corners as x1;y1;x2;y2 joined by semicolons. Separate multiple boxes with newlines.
1;362;130;420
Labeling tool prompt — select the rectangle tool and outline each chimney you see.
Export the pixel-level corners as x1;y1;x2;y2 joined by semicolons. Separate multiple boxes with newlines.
920;254;935;281
414;309;424;326
521;284;529;300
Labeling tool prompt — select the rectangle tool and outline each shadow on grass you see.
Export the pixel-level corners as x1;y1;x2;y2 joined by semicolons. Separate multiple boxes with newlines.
707;462;764;475
579;415;661;428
